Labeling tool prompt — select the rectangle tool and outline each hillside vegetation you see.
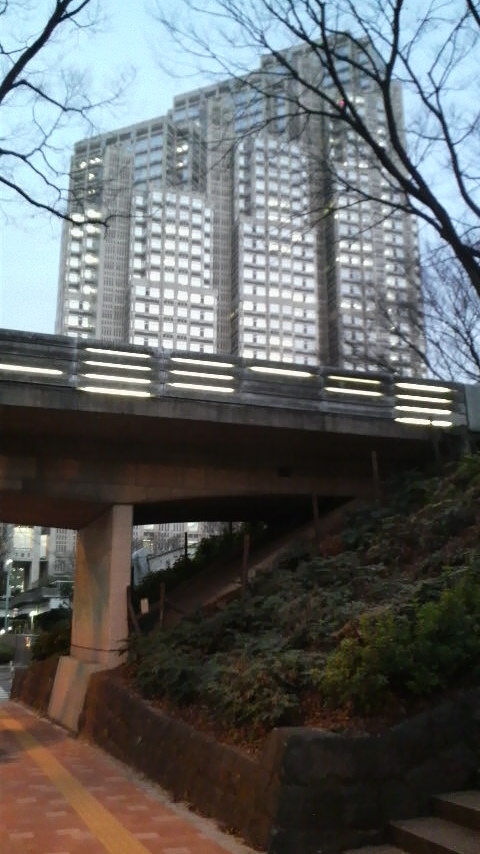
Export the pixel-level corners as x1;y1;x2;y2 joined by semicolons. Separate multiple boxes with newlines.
127;453;480;743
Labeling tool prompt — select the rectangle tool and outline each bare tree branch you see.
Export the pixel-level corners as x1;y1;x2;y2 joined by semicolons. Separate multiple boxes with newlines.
152;0;480;300
0;0;129;222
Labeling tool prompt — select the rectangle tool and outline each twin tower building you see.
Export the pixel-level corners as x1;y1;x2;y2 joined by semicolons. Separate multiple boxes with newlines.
55;42;424;376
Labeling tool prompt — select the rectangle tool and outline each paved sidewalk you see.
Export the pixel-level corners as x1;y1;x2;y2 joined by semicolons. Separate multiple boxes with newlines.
0;701;259;854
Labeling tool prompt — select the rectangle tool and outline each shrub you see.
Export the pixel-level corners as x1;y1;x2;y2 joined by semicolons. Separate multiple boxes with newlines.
321;574;480;714
31;620;71;661
134;639;201;705
127;454;480;732
321;611;412;714
201;649;305;728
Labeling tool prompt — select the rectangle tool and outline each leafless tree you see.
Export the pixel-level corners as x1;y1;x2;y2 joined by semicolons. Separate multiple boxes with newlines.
153;0;480;300
0;0;126;221
388;249;480;381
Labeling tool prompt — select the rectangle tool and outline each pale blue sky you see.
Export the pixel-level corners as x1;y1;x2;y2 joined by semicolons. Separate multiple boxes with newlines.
0;1;210;333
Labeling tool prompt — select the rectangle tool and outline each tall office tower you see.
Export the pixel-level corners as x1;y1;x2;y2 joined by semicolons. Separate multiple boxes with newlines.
56;41;424;374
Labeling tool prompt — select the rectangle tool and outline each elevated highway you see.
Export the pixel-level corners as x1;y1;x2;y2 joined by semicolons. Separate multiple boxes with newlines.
0;329;469;529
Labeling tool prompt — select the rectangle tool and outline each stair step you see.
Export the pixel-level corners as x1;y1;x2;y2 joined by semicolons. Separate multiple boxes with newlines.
434;791;480;831
390;815;480;854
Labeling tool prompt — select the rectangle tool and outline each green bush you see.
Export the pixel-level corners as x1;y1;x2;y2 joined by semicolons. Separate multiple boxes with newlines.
127;454;480;732
321;574;480;714
133;636;201;705
131;626;315;728
31;620;71;661
201;649;305;727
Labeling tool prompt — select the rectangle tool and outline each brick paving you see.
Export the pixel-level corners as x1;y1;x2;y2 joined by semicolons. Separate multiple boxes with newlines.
0;701;260;854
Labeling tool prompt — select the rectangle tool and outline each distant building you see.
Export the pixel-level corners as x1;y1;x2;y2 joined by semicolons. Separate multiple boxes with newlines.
4;526;76;592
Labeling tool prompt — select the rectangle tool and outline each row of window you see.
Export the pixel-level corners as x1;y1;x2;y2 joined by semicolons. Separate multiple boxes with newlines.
134;270;211;285
162;306;214;321
134;259;209;274
241;349;317;366
134;226;211;243
241;315;315;332
133;318;215;337
242;280;315;296
242;245;315;260
242;324;316;342
135;291;215;310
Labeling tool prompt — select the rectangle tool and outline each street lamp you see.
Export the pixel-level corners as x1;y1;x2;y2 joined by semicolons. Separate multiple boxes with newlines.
3;558;12;632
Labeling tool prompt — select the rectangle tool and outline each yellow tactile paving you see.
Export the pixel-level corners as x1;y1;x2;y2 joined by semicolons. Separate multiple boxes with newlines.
0;703;255;854
0;709;153;854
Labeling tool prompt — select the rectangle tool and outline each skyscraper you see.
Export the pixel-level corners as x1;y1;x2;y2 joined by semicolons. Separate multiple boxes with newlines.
56;42;424;373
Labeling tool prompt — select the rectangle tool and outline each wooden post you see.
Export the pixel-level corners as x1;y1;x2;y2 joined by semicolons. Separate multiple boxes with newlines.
371;449;381;500
126;585;140;635
159;582;166;628
312;494;320;551
184;530;188;559
241;532;250;597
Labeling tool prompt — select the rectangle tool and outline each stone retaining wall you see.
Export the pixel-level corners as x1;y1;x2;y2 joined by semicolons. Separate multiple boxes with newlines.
11;657;60;714
79;670;283;850
11;663;480;853
271;692;480;852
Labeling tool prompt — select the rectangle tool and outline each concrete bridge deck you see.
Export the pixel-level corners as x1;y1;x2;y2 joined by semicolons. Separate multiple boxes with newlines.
0;328;470;529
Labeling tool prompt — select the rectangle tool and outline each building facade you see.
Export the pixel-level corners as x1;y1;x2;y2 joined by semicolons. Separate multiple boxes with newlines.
56;42;424;374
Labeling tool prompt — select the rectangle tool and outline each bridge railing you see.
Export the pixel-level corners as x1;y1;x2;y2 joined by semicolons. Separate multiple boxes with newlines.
0;328;466;429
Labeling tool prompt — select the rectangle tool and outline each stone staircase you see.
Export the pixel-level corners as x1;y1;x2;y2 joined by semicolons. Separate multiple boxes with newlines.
346;790;480;854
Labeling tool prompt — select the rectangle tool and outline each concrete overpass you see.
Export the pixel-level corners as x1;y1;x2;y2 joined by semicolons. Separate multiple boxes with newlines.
0;329;477;728
0;329;470;530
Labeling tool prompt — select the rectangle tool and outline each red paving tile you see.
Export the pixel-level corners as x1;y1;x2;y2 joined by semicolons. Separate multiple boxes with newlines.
0;701;260;854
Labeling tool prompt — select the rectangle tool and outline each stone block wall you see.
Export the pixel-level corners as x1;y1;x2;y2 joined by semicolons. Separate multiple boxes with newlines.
11;657;60;714
270;692;480;852
80;674;480;854
79;670;285;850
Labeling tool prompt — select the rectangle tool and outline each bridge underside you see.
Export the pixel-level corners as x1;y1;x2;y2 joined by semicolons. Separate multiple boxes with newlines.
0;394;451;529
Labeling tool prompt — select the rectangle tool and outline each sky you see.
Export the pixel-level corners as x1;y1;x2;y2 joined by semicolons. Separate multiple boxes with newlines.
0;1;210;334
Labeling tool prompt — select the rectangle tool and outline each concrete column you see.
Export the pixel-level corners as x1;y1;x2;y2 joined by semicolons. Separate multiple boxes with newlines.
29;526;41;587
70;504;133;666
49;504;133;731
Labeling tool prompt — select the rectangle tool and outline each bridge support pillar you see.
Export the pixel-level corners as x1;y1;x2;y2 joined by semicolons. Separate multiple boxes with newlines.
48;504;133;731
70;503;133;665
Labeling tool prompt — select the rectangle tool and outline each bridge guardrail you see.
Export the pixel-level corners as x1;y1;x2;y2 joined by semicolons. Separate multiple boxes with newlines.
0;328;467;429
